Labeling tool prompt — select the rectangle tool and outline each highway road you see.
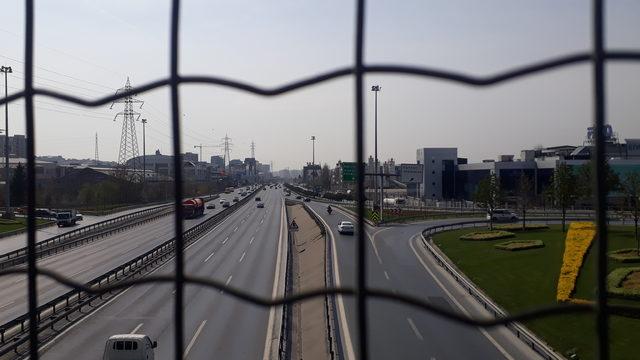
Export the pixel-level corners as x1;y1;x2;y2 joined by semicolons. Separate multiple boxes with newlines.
0;194;246;325
306;201;542;360
39;187;285;359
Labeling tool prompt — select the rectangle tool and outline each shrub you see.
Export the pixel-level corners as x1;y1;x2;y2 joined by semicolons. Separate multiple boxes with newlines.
607;267;640;300
459;230;515;241
494;239;544;251
608;248;640;263
556;222;596;302
493;224;549;231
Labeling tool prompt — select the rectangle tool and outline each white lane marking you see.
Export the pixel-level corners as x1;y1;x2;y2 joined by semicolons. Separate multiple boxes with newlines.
383;271;390;280
0;300;15;310
262;199;286;360
225;275;233;285
184;320;207;357
260;218;264;224
38;205;240;353
130;323;143;334
250;236;255;245
307;206;356;360
406;317;424;341
204;251;215;263
409;236;514;360
234;226;238;232
222;236;229;244
239;251;246;263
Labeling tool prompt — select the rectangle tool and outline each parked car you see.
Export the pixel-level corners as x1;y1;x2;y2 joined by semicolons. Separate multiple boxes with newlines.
257;202;265;208
337;221;355;235
487;209;519;222
206;204;216;209
103;334;157;360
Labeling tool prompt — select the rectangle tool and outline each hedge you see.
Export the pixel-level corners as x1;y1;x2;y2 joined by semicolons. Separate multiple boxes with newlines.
494;239;544;251
459;230;515;241
608;248;640;263
607;267;640;300
493;224;549;231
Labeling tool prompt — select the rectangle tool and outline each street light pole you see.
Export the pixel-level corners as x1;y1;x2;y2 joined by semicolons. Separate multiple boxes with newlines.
1;66;12;217
141;118;147;182
310;136;316;165
371;85;381;221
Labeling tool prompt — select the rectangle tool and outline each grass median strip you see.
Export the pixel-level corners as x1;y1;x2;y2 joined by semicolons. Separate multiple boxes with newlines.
433;224;640;360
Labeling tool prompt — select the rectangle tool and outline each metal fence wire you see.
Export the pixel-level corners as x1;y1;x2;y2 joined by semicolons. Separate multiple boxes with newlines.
0;0;639;359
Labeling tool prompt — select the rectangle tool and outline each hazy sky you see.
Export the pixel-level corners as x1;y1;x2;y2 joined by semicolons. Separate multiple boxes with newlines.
1;0;639;170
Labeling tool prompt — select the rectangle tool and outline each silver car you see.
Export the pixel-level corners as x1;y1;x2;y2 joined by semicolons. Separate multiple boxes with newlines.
337;221;354;235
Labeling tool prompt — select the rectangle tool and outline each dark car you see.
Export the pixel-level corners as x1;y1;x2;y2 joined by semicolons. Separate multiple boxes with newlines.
296;195;302;199
255;197;261;201
206;204;215;209
257;203;265;208
304;197;311;202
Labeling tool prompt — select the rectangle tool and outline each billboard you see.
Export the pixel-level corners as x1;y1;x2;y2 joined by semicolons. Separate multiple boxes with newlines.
400;163;423;183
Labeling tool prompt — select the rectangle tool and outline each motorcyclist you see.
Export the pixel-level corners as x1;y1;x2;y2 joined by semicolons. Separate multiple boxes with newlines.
327;205;333;214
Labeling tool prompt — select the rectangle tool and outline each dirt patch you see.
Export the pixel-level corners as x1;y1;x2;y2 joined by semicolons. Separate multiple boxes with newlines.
622;271;640;290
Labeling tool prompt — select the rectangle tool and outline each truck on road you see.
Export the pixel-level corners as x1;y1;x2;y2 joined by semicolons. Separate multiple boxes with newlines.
182;198;205;219
56;209;78;227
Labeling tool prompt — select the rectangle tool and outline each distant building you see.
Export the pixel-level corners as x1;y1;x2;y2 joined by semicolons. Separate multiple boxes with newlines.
210;155;224;168
302;163;321;183
0;134;27;158
183;152;198;163
416;148;458;200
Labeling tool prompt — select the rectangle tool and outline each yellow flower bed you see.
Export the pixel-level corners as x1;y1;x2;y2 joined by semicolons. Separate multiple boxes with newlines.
556;222;596;302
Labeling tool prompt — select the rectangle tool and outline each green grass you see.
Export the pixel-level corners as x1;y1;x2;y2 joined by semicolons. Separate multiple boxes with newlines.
0;218;51;234
433;225;640;360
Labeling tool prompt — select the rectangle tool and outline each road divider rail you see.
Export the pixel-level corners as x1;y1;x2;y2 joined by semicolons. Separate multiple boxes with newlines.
420;220;565;360
0;191;254;357
0;195;219;270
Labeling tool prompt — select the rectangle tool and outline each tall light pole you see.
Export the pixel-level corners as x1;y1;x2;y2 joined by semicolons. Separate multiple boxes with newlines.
141;118;147;182
1;66;12;216
371;85;381;220
310;136;316;165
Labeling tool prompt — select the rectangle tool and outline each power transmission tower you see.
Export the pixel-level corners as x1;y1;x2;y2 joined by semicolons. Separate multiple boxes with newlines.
111;77;143;177
221;134;232;173
94;132;99;165
250;141;255;159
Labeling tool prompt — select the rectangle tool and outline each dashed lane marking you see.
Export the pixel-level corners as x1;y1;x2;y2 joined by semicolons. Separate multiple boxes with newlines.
204;251;215;263
184;320;207;358
130;323;143;334
407;317;424;341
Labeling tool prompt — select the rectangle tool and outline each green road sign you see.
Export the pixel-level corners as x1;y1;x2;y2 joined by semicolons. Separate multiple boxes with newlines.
342;162;357;182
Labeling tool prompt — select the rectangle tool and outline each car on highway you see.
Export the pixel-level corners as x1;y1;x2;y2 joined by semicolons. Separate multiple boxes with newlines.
219;199;226;204
337;221;355;235
233;197;239;202
103;334;157;360
487;209;519;222
222;201;230;208
295;195;302;199
303;197;311;202
255;197;261;201
206;203;216;209
257;202;265;208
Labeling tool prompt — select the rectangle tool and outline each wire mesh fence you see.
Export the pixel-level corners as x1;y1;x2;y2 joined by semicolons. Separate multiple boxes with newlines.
0;0;639;359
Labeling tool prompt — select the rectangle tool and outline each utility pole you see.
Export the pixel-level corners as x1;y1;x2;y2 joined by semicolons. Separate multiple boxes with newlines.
141;118;147;181
310;136;316;165
221;134;232;174
94;132;99;165
1;66;12;216
371;85;381;221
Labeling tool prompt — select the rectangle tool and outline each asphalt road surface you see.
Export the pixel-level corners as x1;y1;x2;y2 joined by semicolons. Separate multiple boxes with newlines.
40;187;284;360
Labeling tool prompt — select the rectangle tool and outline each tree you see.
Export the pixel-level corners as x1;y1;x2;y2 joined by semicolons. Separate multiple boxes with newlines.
621;171;640;255
473;174;502;230
516;174;534;230
576;159;620;203
320;164;331;190
10;163;26;207
551;163;577;232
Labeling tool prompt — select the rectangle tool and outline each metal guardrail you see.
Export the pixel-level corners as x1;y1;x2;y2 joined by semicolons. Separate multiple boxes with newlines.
0;190;254;357
0;194;219;270
420;221;565;360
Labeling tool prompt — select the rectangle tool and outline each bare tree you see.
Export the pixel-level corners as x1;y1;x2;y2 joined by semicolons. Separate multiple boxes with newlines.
473;174;502;230
551;163;577;232
516;174;534;230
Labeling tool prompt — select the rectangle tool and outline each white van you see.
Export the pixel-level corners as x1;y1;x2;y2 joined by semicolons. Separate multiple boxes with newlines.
103;334;157;360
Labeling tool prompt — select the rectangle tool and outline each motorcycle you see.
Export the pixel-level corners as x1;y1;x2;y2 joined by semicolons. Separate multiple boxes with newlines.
327;206;333;215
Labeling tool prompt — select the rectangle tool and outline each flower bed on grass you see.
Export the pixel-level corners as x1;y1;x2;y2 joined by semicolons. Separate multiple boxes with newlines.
608;248;640;263
459;230;515;241
607;267;640;300
556;222;596;302
494;239;544;251
493;224;549;231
